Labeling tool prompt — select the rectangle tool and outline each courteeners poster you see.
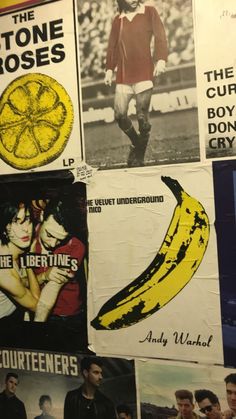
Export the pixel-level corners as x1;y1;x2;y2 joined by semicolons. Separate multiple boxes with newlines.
87;164;223;364
0;0;84;174
0;349;137;419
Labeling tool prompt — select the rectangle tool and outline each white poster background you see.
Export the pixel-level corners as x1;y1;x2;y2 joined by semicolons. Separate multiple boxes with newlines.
0;0;83;174
87;164;223;364
193;0;236;161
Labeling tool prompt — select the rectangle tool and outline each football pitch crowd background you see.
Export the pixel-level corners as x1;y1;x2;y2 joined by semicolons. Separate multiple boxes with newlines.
78;0;194;81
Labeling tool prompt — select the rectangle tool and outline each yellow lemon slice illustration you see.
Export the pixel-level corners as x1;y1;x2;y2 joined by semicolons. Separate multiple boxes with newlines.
0;73;74;170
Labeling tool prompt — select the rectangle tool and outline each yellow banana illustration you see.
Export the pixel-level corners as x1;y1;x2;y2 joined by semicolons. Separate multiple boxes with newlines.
91;176;210;330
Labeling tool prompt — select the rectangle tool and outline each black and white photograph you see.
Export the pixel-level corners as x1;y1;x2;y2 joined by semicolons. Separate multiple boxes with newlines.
78;0;200;170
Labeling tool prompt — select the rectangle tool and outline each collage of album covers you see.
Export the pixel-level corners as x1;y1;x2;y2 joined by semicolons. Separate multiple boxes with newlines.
0;1;236;416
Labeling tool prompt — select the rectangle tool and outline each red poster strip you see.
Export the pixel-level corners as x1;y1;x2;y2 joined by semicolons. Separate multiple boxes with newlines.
0;0;42;13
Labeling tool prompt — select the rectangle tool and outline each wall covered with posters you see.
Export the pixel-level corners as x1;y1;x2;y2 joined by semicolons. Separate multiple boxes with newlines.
0;1;236;419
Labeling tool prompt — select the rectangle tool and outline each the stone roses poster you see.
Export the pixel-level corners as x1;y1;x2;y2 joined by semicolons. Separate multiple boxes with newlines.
0;0;83;174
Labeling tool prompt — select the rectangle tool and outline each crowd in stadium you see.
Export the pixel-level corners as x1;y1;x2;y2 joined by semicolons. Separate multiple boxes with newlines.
78;0;195;80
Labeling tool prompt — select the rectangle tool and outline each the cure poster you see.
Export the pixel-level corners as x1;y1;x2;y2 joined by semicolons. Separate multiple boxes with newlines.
0;0;83;174
194;0;236;161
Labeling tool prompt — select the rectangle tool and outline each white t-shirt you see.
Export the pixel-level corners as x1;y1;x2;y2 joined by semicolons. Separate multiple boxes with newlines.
0;290;16;318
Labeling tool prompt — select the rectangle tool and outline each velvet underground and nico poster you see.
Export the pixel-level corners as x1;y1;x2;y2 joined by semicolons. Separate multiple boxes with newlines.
0;170;88;351
87;165;223;363
0;0;83;174
0;349;137;419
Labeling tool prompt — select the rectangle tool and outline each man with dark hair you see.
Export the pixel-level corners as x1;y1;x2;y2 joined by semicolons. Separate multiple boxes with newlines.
194;389;223;419
0;200;40;321
117;403;133;419
64;356;116;419
223;374;236;418
0;372;27;419
34;395;55;419
31;197;86;322
175;390;200;419
105;0;168;167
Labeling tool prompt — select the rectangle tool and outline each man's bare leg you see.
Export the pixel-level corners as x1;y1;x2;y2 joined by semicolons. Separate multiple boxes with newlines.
114;89;142;166
135;87;153;165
